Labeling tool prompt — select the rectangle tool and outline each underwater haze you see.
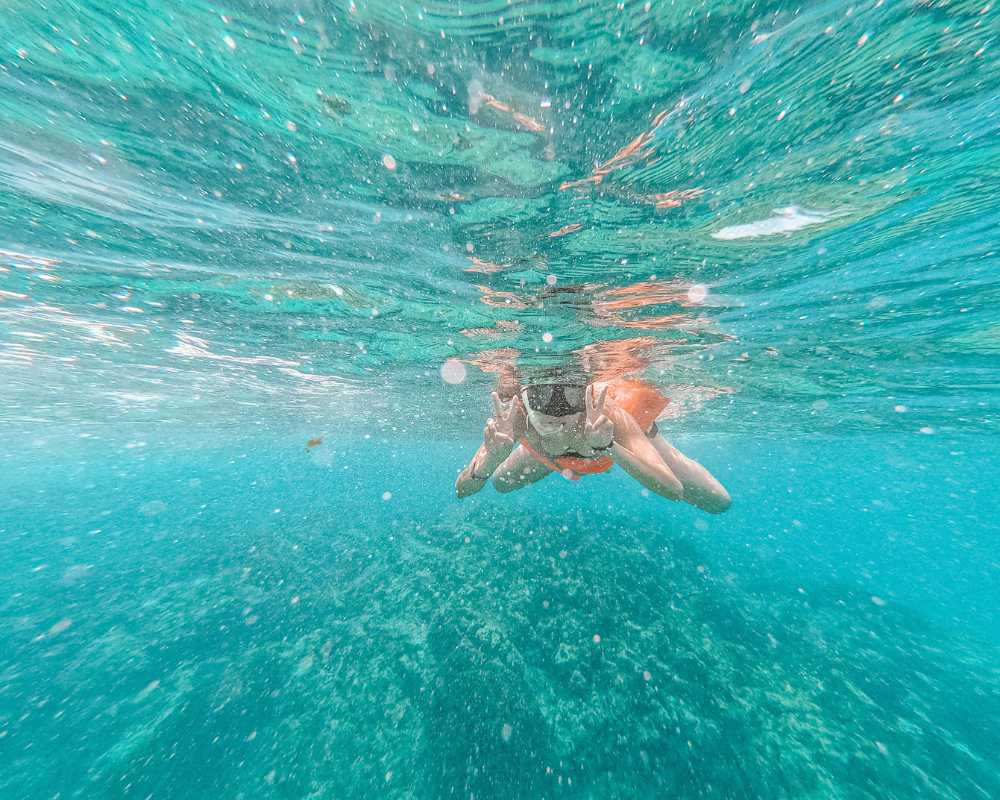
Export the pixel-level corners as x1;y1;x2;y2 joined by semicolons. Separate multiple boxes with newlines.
2;0;1000;798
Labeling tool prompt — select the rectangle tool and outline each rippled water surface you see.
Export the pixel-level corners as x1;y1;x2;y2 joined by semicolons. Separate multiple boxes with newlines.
2;0;999;798
3;0;998;432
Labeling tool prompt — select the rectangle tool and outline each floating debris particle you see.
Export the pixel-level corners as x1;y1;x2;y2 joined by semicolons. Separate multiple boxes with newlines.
549;223;582;238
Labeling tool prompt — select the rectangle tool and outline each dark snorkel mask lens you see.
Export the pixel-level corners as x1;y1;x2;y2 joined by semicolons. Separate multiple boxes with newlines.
523;384;586;417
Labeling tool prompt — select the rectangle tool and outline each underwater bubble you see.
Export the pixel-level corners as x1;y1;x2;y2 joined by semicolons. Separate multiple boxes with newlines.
687;284;708;304
296;654;314;675
440;358;466;384
131;680;162;704
61;564;92;584
139;500;167;516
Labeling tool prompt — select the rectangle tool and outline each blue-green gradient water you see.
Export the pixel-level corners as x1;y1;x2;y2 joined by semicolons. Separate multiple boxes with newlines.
2;0;1000;797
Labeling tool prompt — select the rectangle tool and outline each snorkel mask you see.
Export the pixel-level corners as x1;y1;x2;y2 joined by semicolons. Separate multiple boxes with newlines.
521;384;586;434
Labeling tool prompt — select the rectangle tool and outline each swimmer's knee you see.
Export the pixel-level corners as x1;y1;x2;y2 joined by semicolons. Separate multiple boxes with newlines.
709;496;732;514
492;474;519;493
699;487;731;514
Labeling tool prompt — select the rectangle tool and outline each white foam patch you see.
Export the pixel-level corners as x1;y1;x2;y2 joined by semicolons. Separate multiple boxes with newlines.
712;206;842;240
167;332;299;367
0;303;141;347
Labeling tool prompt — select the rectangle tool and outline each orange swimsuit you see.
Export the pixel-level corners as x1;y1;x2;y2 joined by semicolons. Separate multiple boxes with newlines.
520;380;669;480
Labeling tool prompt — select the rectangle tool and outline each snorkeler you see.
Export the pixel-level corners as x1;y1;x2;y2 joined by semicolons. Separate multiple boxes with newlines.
456;380;731;513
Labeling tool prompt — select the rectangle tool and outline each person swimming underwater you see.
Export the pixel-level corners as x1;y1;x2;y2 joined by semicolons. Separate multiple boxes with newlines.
455;380;731;513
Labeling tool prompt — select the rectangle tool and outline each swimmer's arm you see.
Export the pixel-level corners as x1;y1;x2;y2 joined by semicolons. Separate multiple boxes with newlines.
455;392;525;499
648;434;731;513
607;405;684;501
456;438;517;498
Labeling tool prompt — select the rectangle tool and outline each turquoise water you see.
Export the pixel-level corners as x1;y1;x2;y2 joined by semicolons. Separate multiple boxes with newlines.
2;0;1000;797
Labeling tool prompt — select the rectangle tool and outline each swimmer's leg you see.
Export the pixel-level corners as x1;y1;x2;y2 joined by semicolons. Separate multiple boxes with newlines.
492;445;553;493
647;428;731;513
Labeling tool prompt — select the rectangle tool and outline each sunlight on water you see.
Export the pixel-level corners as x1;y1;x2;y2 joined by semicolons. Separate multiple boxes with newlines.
1;0;999;797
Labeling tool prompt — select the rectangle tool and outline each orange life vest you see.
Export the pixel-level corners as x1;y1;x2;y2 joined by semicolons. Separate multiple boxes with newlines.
519;438;613;481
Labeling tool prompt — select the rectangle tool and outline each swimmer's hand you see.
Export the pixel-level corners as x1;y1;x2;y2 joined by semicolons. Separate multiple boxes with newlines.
584;384;614;450
484;391;526;451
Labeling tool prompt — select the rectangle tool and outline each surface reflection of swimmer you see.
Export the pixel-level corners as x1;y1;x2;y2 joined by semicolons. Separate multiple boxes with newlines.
456;380;731;513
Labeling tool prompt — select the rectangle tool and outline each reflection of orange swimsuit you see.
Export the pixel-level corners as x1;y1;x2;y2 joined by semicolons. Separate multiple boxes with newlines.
520;380;669;480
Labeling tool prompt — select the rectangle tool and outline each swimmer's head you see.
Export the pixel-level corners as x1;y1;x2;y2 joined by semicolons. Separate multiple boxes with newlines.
522;384;585;434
